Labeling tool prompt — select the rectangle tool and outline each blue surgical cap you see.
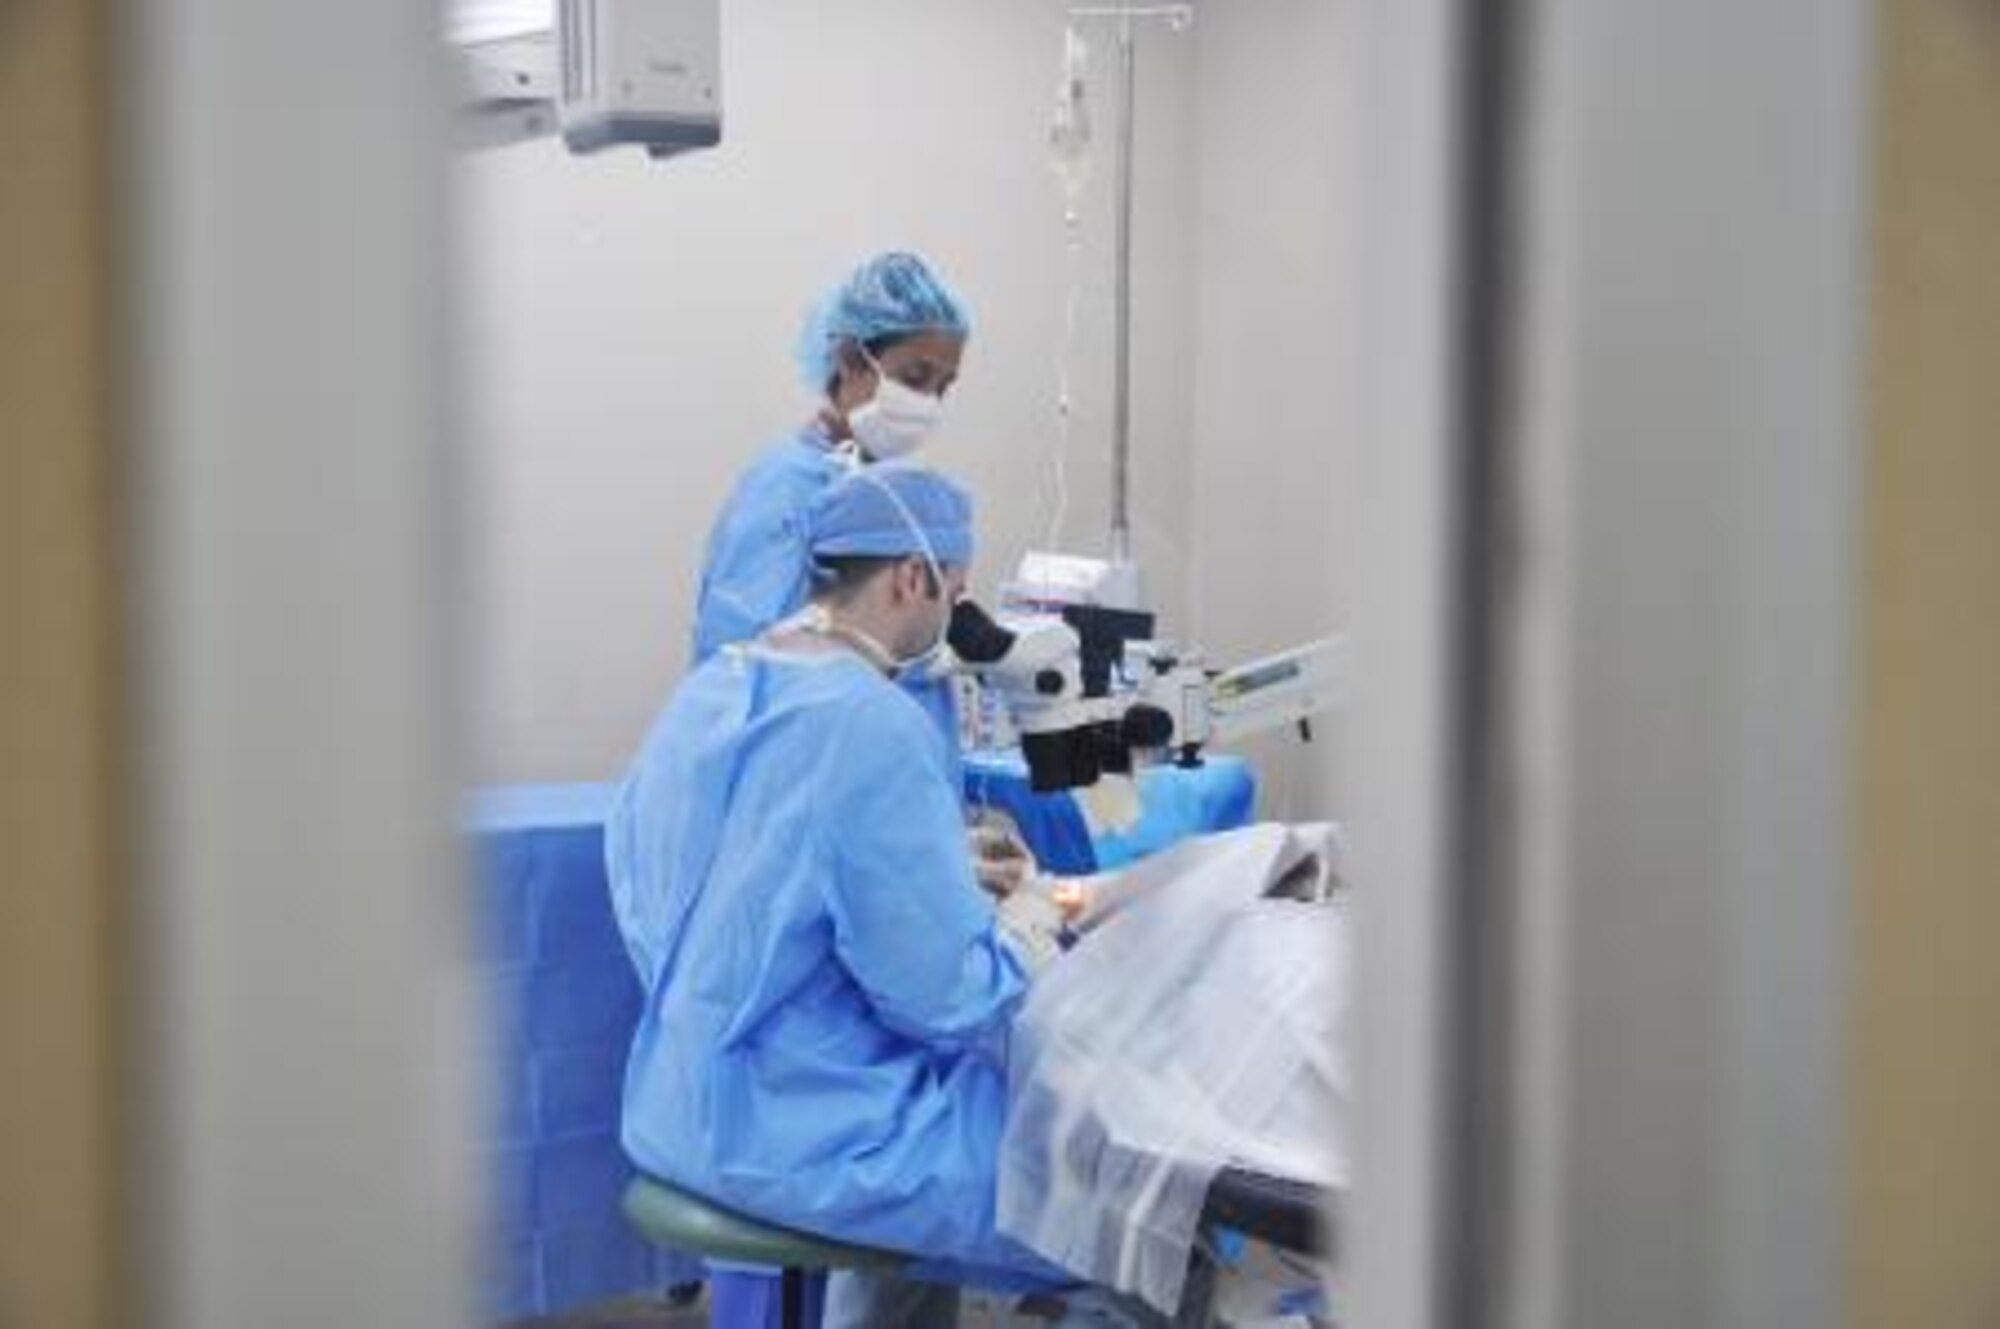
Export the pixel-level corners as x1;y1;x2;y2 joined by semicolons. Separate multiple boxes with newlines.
795;252;972;391
808;466;975;568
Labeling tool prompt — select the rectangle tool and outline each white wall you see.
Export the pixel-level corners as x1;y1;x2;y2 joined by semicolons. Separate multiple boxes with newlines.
459;0;1352;820
1187;0;1355;821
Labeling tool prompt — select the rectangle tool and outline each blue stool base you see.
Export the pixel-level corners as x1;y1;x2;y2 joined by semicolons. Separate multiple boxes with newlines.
708;1268;827;1329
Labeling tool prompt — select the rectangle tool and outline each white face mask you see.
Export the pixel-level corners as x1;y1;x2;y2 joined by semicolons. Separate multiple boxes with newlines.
845;349;945;461
899;578;956;675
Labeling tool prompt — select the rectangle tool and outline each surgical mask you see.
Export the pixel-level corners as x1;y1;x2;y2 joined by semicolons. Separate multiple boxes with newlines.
898;587;956;676
845;349;944;461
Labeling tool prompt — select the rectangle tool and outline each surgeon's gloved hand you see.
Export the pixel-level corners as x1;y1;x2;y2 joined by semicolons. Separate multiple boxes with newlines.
993;872;1105;979
968;824;1033;899
1047;876;1098;930
995;894;1063;976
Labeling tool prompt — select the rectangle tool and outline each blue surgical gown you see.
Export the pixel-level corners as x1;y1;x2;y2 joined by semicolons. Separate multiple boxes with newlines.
691;426;963;771
606;646;1055;1279
691;426;846;666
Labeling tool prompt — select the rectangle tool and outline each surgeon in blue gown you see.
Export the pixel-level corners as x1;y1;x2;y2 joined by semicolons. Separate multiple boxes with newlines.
690;252;971;769
613;468;1099;1328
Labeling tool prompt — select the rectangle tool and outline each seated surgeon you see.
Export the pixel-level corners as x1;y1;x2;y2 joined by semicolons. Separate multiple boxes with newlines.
610;468;1169;1328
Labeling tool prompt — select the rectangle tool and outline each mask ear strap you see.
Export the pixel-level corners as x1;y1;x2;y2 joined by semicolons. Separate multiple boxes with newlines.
854;341;887;388
832;339;877;406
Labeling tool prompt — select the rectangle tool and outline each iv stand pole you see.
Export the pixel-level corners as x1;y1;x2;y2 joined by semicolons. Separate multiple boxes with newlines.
1111;13;1136;565
1067;5;1191;570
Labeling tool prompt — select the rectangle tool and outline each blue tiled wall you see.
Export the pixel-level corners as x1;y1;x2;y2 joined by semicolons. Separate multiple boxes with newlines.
468;783;703;1322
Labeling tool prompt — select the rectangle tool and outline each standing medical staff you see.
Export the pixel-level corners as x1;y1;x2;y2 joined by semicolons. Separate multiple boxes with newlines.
691;251;971;665
692;251;1035;910
689;251;974;823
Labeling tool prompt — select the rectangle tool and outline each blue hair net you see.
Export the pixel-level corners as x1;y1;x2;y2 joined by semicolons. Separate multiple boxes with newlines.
807;466;975;568
795;252;972;391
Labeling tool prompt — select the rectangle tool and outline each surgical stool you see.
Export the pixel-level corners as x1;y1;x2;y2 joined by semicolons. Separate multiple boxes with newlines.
621;1175;906;1329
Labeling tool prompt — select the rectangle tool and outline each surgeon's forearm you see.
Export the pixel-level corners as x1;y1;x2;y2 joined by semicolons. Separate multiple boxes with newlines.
863;930;1027;1055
